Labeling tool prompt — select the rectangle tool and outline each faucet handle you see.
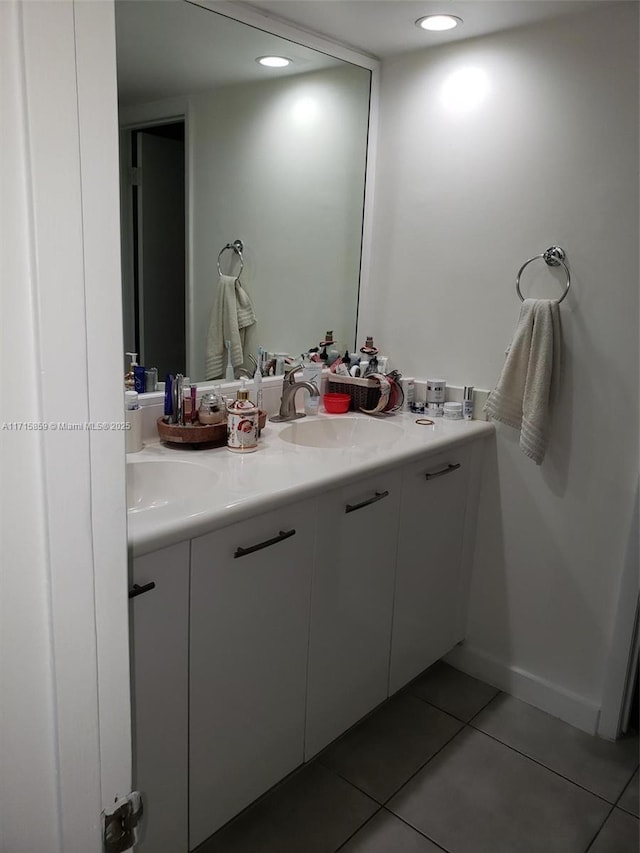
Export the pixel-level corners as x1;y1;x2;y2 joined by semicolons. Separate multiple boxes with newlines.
285;363;303;382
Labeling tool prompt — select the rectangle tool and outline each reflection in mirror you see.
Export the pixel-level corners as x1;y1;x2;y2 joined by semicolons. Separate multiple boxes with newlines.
115;0;371;383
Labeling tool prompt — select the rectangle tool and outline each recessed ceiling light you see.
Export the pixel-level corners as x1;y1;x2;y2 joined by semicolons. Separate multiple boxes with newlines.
416;15;462;32
256;56;292;68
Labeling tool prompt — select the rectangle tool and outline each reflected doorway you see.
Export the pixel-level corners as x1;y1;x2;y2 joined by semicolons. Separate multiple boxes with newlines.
122;120;186;380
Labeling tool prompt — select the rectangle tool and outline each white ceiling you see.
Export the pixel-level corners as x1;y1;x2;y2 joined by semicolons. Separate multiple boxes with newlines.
115;0;343;106
115;0;615;105
241;0;609;58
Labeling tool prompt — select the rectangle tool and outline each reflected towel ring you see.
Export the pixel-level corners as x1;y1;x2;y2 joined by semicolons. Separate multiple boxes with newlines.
516;246;571;304
217;239;244;277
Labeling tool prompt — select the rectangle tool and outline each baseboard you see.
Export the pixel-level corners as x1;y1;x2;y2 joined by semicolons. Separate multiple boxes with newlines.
444;643;601;735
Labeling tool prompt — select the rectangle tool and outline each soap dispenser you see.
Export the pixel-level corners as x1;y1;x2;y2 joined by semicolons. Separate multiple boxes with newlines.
226;380;258;453
124;352;138;390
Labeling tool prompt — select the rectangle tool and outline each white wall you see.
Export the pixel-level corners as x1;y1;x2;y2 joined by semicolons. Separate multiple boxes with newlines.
362;2;639;730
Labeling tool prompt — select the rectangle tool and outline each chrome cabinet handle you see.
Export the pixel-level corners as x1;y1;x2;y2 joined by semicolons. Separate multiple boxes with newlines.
345;490;390;514
129;582;156;599
234;529;296;559
424;463;461;480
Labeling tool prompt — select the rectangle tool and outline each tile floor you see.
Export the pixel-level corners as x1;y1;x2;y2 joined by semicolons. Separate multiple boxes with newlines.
197;661;639;853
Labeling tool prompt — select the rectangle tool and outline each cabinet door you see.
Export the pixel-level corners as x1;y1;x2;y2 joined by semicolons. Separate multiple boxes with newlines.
389;447;472;694
189;502;314;849
130;541;190;853
306;470;402;759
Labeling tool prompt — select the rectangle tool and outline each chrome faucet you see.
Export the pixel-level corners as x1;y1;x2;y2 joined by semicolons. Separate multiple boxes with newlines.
269;365;319;423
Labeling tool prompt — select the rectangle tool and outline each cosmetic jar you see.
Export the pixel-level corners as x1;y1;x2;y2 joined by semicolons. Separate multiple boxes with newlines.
426;379;446;404
443;402;463;420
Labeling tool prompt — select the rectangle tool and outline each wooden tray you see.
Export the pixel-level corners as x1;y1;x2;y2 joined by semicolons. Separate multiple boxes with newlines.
157;411;267;447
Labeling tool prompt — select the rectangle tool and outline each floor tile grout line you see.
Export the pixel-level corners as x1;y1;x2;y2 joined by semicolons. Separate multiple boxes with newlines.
465;722;623;805
316;758;387;805
611;764;640;814
381;724;468;806
465;688;504;723
582;802;617;853
332;807;384;853
318;720;467;810
408;685;502;726
380;807;454;853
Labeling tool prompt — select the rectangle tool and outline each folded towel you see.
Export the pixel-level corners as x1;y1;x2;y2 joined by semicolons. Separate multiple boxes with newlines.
484;298;561;465
205;275;256;379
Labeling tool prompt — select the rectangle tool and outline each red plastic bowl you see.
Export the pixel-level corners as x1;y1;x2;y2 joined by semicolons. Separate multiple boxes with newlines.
323;393;351;414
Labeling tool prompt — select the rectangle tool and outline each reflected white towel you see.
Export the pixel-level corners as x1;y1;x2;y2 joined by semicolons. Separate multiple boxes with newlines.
205;275;256;379
484;298;561;465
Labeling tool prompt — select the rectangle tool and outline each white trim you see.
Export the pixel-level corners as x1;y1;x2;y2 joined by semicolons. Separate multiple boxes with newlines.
73;0;133;807
445;643;601;735
18;1;103;848
598;481;639;739
356;47;379;349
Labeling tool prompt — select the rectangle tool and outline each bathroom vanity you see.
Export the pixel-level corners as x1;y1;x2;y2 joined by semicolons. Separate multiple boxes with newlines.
127;413;492;852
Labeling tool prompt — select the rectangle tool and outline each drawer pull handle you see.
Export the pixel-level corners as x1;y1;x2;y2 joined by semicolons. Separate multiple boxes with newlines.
234;529;296;559
345;490;390;514
425;463;461;480
129;582;156;599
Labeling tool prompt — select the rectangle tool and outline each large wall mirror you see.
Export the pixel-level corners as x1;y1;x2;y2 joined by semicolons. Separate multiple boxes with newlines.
115;0;372;383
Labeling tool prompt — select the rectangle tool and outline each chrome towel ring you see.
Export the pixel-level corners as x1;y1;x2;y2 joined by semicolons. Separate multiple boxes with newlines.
516;246;571;304
217;239;244;277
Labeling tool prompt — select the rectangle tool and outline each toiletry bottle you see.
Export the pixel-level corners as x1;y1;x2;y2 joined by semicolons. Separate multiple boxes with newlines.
124;352;138;390
463;386;474;420
320;332;340;366
182;382;192;424
254;348;264;414
226;380;258;453
125;390;143;452
163;374;173;422
225;341;235;381
302;356;322;415
134;363;146;394
400;377;415;412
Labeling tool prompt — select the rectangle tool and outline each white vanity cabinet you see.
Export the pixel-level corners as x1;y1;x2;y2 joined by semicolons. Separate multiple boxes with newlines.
129;541;190;853
188;502;315;849
389;445;475;694
305;470;402;758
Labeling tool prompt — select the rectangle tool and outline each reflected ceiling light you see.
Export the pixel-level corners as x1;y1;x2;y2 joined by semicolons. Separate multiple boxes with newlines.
416;15;462;31
257;56;291;68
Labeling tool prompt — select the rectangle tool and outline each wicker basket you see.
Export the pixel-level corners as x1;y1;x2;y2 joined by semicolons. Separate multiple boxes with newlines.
326;375;380;411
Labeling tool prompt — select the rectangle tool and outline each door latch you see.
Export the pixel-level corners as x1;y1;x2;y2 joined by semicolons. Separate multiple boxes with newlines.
103;791;143;852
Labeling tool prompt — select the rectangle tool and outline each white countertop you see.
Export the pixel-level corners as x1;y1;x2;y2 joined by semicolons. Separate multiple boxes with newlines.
127;411;494;557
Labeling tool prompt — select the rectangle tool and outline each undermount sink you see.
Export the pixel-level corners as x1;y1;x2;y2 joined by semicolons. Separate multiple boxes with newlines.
278;416;403;449
127;460;218;513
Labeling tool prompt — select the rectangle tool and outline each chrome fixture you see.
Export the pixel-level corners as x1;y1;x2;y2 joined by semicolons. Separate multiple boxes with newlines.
270;365;319;423
516;245;571;304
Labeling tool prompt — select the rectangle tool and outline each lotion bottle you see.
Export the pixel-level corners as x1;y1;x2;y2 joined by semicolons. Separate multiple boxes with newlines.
125;390;143;452
302;356;322;415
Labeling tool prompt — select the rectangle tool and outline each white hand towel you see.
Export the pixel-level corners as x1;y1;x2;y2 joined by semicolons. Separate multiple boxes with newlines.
484;298;561;465
205;275;257;380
